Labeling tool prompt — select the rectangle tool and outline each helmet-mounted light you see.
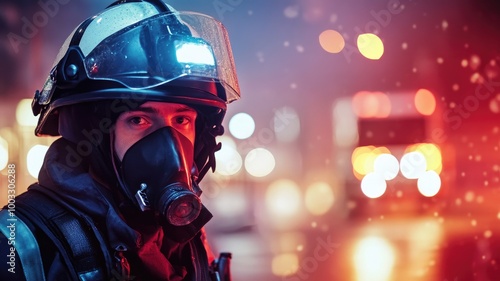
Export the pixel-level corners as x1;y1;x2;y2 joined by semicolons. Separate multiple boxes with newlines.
32;3;240;141
175;38;216;67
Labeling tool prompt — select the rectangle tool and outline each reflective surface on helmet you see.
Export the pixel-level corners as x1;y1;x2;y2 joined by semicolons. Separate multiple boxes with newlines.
80;2;160;57
50;2;161;70
84;12;240;103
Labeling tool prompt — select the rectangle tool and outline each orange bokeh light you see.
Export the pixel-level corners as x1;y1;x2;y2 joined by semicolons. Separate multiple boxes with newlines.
414;88;436;116
405;143;442;174
319;29;345;54
352;146;391;180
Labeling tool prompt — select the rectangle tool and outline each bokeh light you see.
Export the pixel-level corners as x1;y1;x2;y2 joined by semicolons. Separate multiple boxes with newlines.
406;143;442;174
373;153;399;180
304;181;335;216
265;179;302;218
361;172;387;198
229;112;255;140
0;137;8;171
272;253;299;277
353;236;395;281
414;89;436;116
16;99;38;127
357;33;384;60
399;151;427;179
352;146;391;180
215;136;242;176
245;147;276;177
319;29;345;53
417;170;441;197
489;94;500;113
27;144;49;178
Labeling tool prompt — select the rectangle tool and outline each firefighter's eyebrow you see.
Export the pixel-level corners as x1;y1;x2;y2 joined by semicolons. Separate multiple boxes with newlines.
125;105;196;114
125;106;159;114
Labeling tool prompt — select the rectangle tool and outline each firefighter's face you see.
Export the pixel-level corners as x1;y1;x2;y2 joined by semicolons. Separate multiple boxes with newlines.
114;101;197;161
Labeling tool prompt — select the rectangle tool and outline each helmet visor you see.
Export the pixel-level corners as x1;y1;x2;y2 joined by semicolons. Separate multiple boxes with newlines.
84;12;240;103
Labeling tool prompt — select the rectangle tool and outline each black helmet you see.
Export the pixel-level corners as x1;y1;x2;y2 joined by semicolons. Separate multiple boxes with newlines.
31;0;240;180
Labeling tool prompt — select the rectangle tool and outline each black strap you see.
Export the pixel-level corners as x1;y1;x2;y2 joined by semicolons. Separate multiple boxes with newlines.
14;189;109;280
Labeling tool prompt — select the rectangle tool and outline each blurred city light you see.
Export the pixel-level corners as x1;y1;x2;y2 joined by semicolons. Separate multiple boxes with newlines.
244;147;275;177
305;181;335;216
319;29;345;54
265;179;302;218
357;33;384;60
352;146;390;179
373;153;399;180
27;144;49;178
417;170;441;197
272;253;299;277
273;106;301;143
0;137;8;171
406;143;442;174
217;135;237;149
360;172;387;198
490;94;500;113
414;89;437;116
16;99;38;127
229;112;255;140
215;136;242;176
352;146;373;179
400;151;427;179
353;236;395;281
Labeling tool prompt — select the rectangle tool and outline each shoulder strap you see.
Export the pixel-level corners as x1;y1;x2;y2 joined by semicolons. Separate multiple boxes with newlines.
14;189;110;280
0;209;46;281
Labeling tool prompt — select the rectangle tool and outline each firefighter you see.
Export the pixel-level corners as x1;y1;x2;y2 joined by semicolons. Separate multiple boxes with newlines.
0;0;240;280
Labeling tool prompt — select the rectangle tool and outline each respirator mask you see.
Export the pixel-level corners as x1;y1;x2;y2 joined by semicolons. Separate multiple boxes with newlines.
115;126;212;236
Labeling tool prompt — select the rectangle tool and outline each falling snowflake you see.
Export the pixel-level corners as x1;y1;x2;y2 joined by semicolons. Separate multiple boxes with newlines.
284;5;300;19
442;20;449;30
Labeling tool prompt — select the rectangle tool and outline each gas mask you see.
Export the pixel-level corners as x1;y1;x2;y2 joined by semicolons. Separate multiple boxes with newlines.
116;126;212;237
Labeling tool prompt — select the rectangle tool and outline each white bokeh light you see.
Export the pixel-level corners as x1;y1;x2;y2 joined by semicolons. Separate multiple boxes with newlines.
353;236;396;281
27;145;49;178
400;151;427;179
215;145;242;176
244;147;275;177
0;137;8;171
304;181;335;216
216;135;237;149
374;153;399;180
229;112;255;140
265;179;301;217
417;170;441;197
16;99;38;127
361;172;387;198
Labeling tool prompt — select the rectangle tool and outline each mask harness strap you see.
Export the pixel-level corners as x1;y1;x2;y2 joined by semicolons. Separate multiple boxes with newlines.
195;123;224;183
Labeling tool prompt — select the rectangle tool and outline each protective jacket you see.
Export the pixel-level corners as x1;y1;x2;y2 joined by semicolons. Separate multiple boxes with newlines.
0;138;214;281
